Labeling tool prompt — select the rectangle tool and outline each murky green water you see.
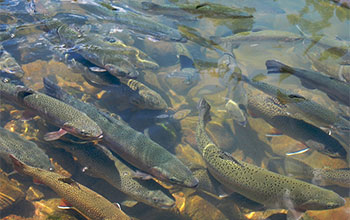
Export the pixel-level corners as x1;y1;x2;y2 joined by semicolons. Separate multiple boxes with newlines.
0;0;349;219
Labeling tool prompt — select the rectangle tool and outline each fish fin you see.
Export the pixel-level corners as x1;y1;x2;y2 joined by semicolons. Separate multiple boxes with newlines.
132;170;153;180
179;55;195;69
121;200;138;207
58;199;73;209
266;128;283;137
285;147;310;156
43;128;68;141
33;178;45;185
320;126;332;135
198;98;211;125
113;202;122;209
218;151;243;166
195;3;209;9
58;177;81;189
9;154;26;173
251;73;267;82
43;76;67;100
16;87;35;100
20;110;37;121
217;185;233;198
265;60;293;74
143;128;150;138
89;66;107;72
287;209;304;220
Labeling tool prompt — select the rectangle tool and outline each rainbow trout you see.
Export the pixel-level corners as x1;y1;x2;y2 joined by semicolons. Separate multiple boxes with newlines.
196;98;345;215
266;60;350;106
0;127;51;170
246;92;347;159
56;141;175;209
43;77;198;188
9;155;131;220
0;80;103;141
269;157;350;188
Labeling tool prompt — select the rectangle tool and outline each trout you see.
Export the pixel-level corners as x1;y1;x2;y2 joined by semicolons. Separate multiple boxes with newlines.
196;98;345;217
43;77;198;188
10;155;131;220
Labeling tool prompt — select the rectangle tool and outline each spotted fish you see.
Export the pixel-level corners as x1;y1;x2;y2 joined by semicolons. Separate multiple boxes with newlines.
9;155;131;220
196;98;345;216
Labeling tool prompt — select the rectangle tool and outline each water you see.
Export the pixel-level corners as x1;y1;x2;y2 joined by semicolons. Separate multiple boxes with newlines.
0;0;349;219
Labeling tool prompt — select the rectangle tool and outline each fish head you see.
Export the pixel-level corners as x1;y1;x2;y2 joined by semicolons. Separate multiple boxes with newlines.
142;190;175;209
151;164;199;188
138;90;168;110
62;122;103;141
298;192;345;211
104;63;139;78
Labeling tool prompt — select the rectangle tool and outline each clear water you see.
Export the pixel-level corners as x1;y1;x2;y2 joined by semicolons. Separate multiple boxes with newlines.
0;0;349;219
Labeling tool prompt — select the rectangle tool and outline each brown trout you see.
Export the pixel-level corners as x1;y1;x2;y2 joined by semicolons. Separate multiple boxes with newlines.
0;127;52;170
43;77;198;188
269;157;350;188
55;141;175;209
10;155;131;220
0;80;103;141
246;92;347;159
196;98;345;215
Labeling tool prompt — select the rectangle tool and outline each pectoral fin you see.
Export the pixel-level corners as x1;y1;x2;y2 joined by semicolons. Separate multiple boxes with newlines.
43;128;68;141
121;200;138;207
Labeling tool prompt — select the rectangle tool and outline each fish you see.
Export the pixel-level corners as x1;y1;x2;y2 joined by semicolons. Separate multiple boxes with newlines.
77;2;187;42
0;127;52;170
224;99;247;126
43;77;198;188
55;141;175;209
141;2;253;19
0;45;24;80
306;51;350;83
211;30;304;51
241;75;349;134
0;80;103;141
269;157;350;188
165;47;200;95
9;155;131;220
196;98;345;217
119;78;168;110
266;59;350;106
246;92;347;159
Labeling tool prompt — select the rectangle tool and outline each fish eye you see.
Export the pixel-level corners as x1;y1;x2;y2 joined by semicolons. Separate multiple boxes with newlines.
152;197;159;203
169;177;180;183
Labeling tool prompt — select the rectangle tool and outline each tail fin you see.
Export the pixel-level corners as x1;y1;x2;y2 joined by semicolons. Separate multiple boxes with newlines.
198;98;211;125
9;154;26;173
265;60;293;74
43;75;67;100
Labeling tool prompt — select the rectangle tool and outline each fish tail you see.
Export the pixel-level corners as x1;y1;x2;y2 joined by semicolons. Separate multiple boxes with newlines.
198;98;211;125
265;60;293;74
43;75;67;100
9;154;26;173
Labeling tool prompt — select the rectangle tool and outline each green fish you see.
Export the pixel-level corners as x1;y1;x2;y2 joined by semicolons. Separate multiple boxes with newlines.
0;127;52;170
0;45;24;79
55;141;175;209
43;77;198;188
269;157;350;188
196;98;345;217
141;2;253;19
246;92;347;159
9;155;131;220
0;80;103;141
266;59;350;106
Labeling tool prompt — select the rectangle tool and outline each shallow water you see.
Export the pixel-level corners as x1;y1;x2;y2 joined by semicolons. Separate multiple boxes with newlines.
0;0;349;219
